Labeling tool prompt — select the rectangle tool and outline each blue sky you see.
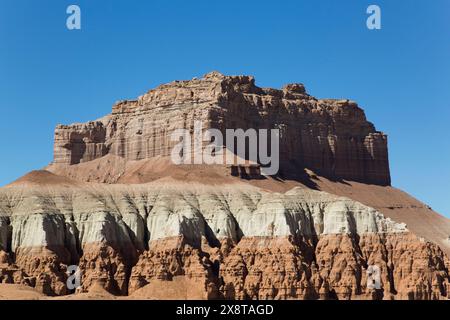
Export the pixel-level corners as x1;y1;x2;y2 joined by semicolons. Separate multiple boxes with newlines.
0;0;449;217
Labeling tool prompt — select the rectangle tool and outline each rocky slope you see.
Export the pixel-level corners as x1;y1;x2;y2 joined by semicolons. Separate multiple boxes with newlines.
0;72;449;300
2;178;449;300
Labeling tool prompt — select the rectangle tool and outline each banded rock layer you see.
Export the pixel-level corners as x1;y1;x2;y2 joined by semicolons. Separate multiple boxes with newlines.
1;72;449;300
0;181;449;299
51;72;390;185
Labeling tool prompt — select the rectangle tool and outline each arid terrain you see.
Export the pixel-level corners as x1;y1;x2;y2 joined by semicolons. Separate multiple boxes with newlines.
0;72;449;300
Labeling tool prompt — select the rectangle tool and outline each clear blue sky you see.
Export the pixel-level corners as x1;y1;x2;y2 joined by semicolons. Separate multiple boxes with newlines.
0;0;449;217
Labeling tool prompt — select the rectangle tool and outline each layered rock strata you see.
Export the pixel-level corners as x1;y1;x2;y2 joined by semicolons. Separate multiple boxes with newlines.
0;181;448;299
51;72;390;185
1;72;449;300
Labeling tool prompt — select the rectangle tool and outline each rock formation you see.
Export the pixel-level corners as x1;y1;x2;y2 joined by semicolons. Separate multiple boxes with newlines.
1;177;449;300
0;72;449;300
50;72;390;185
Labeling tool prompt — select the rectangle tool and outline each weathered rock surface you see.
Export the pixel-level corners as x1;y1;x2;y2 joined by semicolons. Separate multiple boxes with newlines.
0;180;448;299
1;72;449;300
50;72;390;185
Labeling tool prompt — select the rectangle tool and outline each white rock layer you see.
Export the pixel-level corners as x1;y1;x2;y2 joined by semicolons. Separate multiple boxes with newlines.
0;184;408;255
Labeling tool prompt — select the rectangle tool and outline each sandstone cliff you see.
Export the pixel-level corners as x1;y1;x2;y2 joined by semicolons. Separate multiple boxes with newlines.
50;72;390;185
1;72;449;300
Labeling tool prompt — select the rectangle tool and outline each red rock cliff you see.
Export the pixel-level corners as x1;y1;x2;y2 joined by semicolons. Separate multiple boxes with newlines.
52;72;390;185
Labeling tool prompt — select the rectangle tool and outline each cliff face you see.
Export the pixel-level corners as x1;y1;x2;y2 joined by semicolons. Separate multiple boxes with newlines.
1;72;449;300
1;180;448;300
51;72;390;185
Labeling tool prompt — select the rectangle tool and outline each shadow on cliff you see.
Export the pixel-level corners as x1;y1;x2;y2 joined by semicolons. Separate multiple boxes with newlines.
265;161;353;190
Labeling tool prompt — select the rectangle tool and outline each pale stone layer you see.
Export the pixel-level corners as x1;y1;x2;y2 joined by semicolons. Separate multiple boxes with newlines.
0;184;407;254
2;182;446;300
